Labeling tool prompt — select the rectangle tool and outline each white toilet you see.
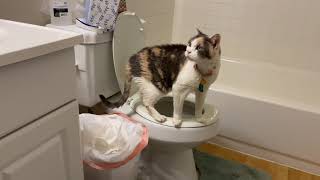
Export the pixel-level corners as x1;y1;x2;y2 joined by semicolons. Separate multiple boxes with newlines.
50;12;220;180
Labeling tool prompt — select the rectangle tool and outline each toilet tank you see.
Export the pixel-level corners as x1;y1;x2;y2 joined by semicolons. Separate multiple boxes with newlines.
46;24;120;107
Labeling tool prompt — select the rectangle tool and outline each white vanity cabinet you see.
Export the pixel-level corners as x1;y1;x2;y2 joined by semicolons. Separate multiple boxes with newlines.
0;19;84;180
0;101;82;180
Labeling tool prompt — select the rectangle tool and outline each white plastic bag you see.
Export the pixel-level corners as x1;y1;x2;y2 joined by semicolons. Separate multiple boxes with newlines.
79;113;148;169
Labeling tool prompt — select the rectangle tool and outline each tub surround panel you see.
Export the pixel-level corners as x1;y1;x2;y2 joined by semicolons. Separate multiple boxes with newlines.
172;0;320;72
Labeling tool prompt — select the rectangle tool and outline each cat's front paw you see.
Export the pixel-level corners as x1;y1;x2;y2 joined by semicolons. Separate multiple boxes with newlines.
172;118;182;127
154;114;167;123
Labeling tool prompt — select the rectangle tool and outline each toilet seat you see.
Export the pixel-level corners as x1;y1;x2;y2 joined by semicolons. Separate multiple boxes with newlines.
127;93;218;128
119;100;220;144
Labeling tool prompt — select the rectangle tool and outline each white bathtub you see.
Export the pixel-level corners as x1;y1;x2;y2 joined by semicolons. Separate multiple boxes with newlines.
206;59;320;175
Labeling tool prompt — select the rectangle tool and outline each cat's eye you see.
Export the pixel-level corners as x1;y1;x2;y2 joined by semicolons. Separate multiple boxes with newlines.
196;45;202;50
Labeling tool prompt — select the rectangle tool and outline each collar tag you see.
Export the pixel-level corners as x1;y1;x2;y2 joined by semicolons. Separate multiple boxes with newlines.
198;78;207;92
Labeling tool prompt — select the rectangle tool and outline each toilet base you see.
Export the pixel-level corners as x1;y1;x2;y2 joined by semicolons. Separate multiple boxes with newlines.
140;147;198;180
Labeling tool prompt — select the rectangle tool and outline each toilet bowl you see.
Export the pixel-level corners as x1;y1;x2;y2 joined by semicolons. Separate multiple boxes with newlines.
66;11;220;180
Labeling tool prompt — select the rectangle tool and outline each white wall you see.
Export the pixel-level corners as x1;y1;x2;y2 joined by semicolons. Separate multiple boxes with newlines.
0;0;50;25
127;0;174;46
172;0;320;72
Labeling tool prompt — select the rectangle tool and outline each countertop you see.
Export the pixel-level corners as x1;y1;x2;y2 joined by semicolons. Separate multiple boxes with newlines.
0;19;83;67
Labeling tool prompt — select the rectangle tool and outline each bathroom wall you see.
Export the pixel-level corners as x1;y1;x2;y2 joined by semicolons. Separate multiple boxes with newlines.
172;0;320;72
127;0;174;46
0;0;50;25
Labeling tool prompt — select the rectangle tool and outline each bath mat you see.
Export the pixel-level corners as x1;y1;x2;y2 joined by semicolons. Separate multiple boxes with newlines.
193;150;271;180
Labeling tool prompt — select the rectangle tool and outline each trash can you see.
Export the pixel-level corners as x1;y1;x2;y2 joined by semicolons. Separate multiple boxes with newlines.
83;154;140;180
79;113;148;180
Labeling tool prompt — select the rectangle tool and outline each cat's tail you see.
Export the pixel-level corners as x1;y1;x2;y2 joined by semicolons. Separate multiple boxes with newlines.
99;77;132;108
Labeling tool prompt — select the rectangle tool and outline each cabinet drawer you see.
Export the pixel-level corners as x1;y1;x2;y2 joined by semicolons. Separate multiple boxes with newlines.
0;48;76;138
0;101;83;180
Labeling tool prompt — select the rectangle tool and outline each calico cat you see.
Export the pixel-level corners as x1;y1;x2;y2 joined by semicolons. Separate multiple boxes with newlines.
100;29;221;127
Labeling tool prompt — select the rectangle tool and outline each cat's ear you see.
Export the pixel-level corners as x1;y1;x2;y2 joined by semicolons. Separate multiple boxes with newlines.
210;34;221;47
196;28;205;35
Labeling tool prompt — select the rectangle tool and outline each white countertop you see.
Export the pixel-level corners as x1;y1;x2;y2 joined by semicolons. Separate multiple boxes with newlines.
0;19;83;67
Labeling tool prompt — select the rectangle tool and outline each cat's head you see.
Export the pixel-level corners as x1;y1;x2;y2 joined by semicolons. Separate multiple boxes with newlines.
185;29;221;63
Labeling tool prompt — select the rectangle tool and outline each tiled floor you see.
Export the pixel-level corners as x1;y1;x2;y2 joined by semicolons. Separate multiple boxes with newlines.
197;143;320;180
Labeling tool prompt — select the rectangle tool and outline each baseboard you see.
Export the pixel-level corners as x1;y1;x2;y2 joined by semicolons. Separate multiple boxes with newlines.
210;135;320;176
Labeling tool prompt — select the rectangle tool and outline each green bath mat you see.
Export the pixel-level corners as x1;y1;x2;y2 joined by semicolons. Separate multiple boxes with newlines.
193;150;271;180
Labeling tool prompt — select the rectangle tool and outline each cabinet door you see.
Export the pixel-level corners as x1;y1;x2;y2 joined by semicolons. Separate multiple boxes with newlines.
0;101;83;180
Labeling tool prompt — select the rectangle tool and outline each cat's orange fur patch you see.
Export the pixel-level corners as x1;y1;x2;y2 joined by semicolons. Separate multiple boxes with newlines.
125;64;131;77
139;51;152;80
152;48;161;56
197;37;205;46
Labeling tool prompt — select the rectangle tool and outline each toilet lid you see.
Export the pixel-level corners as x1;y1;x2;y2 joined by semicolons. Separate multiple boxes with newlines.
112;12;145;93
127;93;219;128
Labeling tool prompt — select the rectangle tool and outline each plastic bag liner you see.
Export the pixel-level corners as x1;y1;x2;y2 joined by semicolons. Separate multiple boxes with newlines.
79;112;148;170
